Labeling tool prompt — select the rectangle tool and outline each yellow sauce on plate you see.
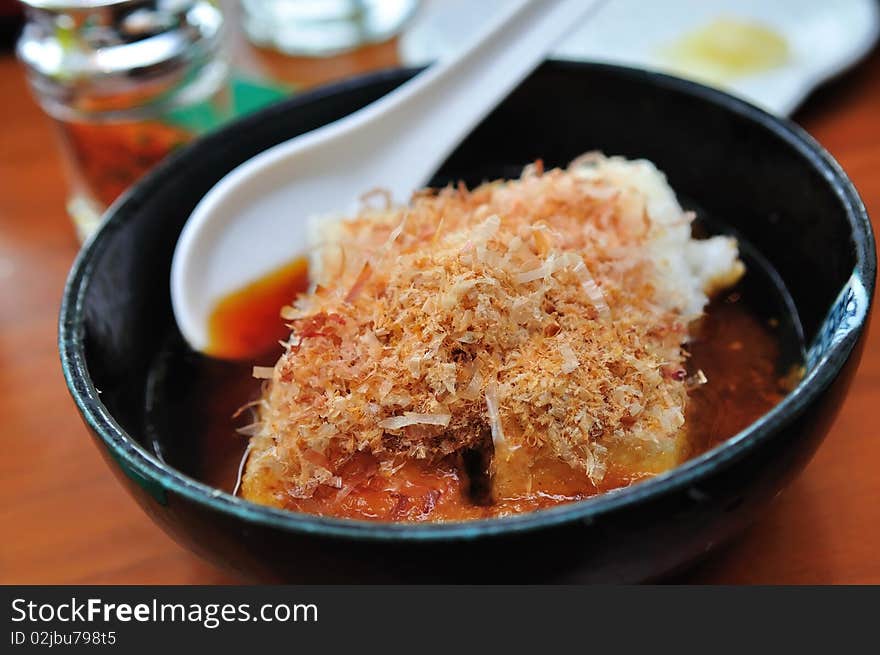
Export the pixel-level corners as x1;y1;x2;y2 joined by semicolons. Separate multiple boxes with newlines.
661;18;789;85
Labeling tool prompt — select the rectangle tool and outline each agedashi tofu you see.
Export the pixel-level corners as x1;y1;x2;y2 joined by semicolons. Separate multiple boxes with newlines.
242;154;744;521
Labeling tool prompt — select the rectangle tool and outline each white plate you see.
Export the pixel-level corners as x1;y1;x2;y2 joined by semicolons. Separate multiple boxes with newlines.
401;0;880;115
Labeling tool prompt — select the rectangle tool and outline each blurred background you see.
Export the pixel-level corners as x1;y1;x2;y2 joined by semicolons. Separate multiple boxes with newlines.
6;0;879;242
2;1;880;583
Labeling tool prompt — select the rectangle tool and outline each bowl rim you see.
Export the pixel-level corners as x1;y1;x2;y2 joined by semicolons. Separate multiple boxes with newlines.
59;61;876;542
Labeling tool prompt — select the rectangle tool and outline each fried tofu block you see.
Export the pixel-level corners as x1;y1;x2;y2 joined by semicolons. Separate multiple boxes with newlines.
242;154;743;518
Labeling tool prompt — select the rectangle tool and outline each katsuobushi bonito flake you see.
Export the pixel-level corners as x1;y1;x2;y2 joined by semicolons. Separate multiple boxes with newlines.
242;153;744;512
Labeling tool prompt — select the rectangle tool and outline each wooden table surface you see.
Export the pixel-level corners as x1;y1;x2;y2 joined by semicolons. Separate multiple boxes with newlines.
2;38;879;585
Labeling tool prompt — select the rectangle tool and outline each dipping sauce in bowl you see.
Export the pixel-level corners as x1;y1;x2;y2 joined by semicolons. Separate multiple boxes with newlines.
148;157;804;523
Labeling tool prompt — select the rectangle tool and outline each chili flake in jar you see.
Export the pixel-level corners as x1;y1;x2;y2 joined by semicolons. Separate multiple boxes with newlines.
17;0;230;241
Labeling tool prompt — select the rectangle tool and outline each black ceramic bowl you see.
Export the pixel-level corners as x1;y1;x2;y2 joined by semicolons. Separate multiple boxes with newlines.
60;62;874;583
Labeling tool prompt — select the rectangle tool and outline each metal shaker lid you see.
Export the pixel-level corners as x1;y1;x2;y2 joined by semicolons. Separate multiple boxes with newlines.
17;0;224;111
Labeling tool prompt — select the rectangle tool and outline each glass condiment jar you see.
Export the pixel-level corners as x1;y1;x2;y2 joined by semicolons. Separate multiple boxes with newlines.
17;0;230;241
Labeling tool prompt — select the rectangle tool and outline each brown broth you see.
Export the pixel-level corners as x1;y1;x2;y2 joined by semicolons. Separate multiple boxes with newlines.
685;292;790;457
159;252;799;522
207;257;310;359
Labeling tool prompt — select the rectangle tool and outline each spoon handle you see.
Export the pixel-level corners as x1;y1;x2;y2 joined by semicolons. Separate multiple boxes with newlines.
340;0;608;199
